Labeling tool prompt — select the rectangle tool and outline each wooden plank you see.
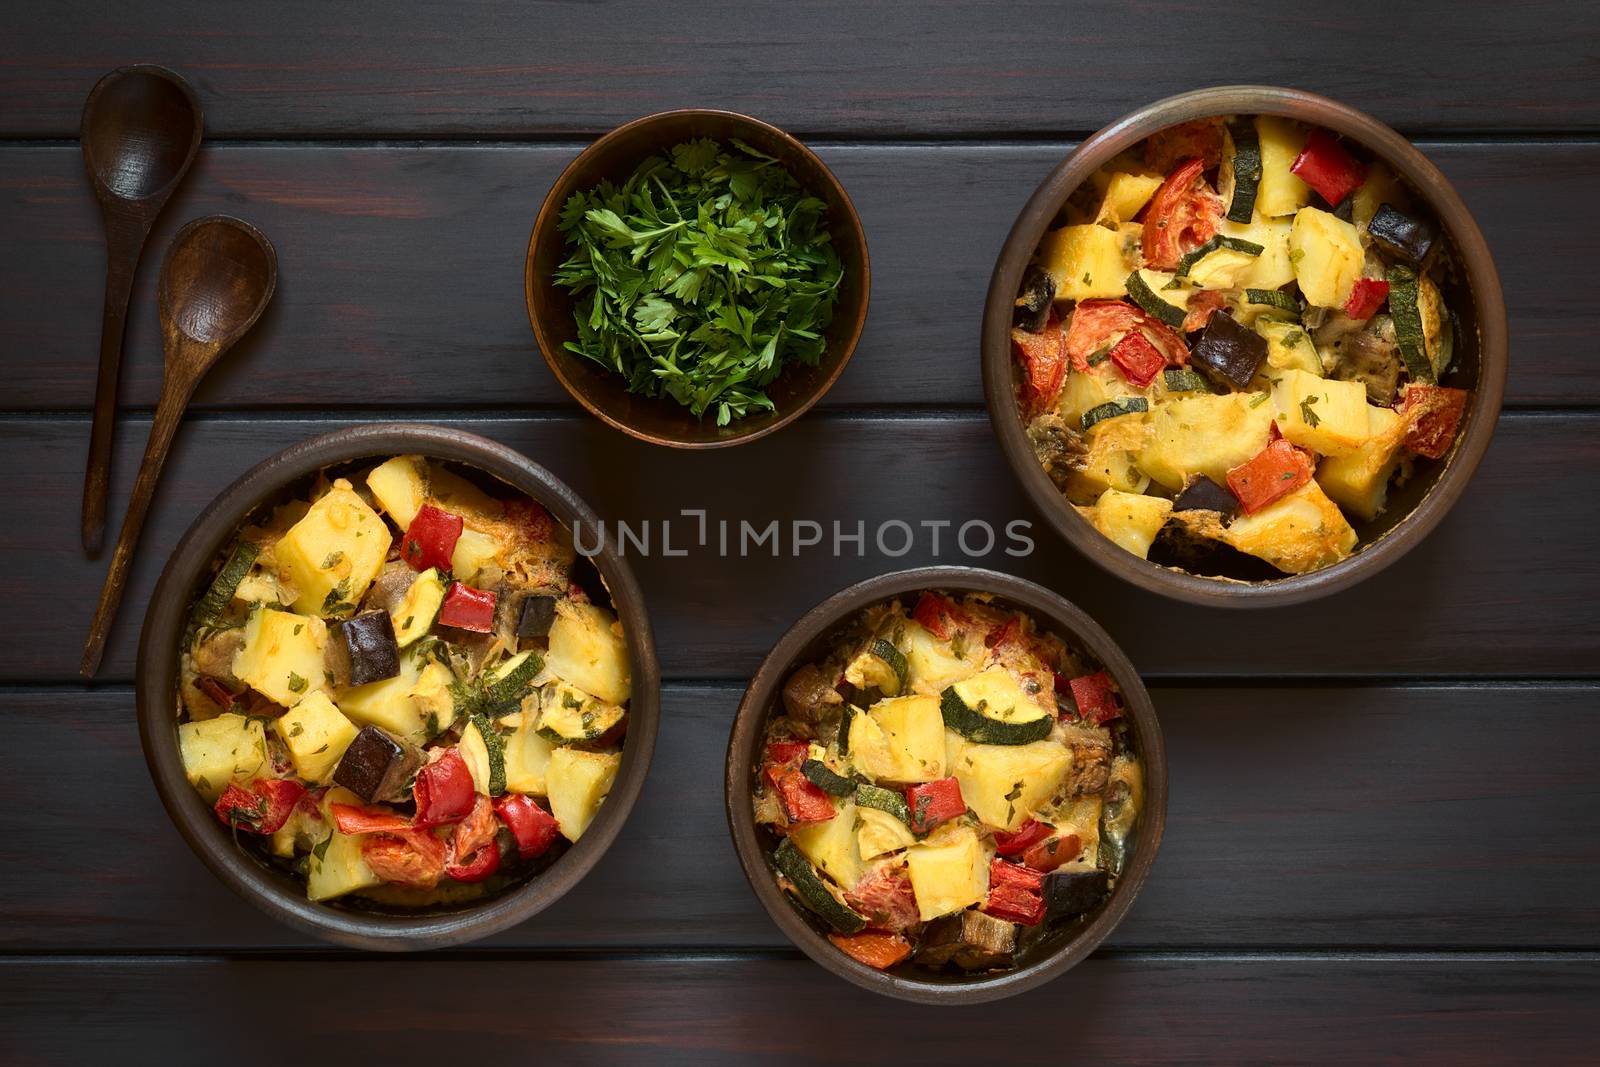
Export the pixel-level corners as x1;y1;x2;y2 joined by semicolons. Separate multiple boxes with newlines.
2;683;1594;952
5;1;1598;137
2;141;1593;411
3;955;1596;1064
1;412;1594;684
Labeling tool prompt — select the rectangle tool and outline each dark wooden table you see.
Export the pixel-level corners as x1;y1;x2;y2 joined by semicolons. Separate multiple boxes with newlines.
4;3;1598;1063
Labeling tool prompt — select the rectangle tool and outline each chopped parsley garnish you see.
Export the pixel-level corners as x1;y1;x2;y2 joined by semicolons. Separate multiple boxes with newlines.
1300;395;1322;428
321;551;344;570
1249;392;1270;408
554;138;843;426
286;672;307;694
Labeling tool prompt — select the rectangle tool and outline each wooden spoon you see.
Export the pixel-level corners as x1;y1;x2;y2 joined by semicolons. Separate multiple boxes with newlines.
81;216;277;678
79;65;203;557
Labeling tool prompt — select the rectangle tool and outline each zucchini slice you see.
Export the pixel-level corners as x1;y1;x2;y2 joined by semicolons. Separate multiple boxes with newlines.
855;783;912;824
536;683;626;745
940;670;1054;746
1081;396;1149;431
1175;235;1265;279
1221;119;1263;224
1386;264;1435;383
1125;269;1188;328
1244;288;1302;318
773;838;866;934
802;759;860;797
192;541;260;629
466;711;507;795
1162;367;1212;393
843;638;908;697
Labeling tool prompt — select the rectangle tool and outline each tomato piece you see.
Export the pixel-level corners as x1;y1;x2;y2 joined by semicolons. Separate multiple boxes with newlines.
993;818;1053;857
1344;277;1390;320
1401;384;1468;459
1108;329;1167;388
437;582;497;632
362;828;447;889
844;864;920;933
1227;438;1314;514
1142;158;1223;271
444;796;502;882
764;740;810;769
214;778;306;834
400;503;463;572
828;931;913;970
1144;118;1225;172
764;765;837;823
1010;317;1068;414
1066;672;1122;725
1290;128;1367;206
330;802;413;835
905;777;965;834
493;794;560;859
1065;299;1191;372
412;748;476;828
911;592;971;641
1021;831;1084;873
1183;288;1231;333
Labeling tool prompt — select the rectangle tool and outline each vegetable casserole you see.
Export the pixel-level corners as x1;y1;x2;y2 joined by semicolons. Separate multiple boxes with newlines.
175;454;630;907
1012;115;1470;577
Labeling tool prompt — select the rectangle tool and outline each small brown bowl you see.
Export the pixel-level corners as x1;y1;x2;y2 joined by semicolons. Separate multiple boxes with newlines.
724;566;1166;1004
982;86;1509;607
135;424;660;950
525;108;871;448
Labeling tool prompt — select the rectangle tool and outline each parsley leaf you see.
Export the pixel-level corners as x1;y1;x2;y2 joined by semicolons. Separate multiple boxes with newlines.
1300;395;1322;428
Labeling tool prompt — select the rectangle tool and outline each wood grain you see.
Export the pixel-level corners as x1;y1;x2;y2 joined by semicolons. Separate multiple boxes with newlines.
2;413;1594;684
2;141;1593;412
5;1;1598;137
3;955;1597;1065
2;683;1594;952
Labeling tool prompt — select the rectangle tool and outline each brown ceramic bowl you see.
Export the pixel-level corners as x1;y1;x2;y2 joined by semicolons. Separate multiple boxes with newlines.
982;85;1509;606
135;424;660;950
725;566;1166;1004
525;108;871;448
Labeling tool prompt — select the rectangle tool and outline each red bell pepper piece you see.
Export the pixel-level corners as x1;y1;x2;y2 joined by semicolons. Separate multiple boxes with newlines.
911;592;970;641
828;931;913;970
993;818;1053;857
764;765;837;823
1227;438;1314;515
1290;128;1367;206
764;740;810;770
905;777;966;834
1143;157;1223;271
1066;672;1122;725
1010;316;1068;415
362;827;447;889
330;802;414;835
1344;277;1390;320
438;582;497;632
1021;831;1083;873
1401;384;1468;459
214;778;306;835
445;796;502;882
1108;329;1167;388
494;794;560;859
1066;299;1190;371
413;748;476;827
983;858;1046;925
400;503;464;572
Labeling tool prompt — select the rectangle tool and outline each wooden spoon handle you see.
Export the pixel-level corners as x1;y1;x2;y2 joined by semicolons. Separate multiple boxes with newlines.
80;374;194;677
81;218;151;557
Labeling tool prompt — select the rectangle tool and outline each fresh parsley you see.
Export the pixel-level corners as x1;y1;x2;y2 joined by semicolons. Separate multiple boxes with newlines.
1300;394;1322;428
555;139;844;426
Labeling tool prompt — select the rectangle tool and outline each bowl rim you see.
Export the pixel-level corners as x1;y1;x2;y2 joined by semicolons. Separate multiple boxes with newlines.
135;423;661;951
723;564;1167;1004
525;107;872;450
981;84;1509;607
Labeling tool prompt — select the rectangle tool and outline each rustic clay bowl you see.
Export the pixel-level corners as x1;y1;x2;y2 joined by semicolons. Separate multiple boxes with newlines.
136;424;660;950
725;566;1166;1004
982;85;1508;607
525;108;870;448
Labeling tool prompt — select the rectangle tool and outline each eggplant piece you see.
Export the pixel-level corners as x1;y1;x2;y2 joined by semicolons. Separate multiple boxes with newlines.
781;662;843;726
332;725;422;803
516;594;559;638
1043;868;1109;923
915;909;1017;971
1172;475;1238;518
1367;203;1437;265
1013;264;1056;332
1190;312;1267;390
1323;313;1403;406
1059;724;1113;796
1025;413;1088;492
338;611;401;686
